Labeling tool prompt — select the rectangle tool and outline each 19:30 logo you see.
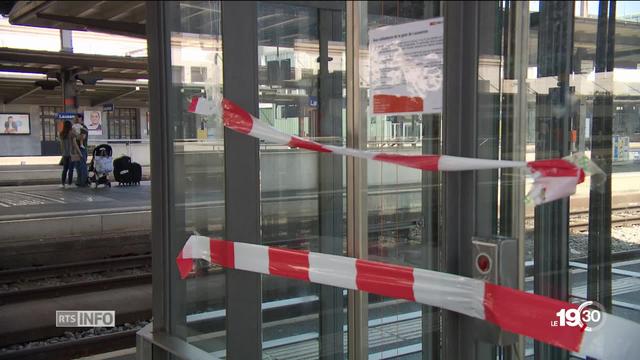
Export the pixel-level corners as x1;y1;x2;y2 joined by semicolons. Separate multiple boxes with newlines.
551;301;605;332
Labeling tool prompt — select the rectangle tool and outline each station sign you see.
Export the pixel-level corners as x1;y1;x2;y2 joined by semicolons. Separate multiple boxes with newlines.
103;103;114;112
308;96;318;108
55;112;76;120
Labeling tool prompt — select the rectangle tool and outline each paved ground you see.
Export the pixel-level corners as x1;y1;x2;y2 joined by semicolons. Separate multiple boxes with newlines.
0;164;151;186
0;156;60;166
0;182;151;221
2;168;640;221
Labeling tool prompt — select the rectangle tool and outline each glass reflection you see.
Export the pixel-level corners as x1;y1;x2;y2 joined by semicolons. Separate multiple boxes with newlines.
257;3;348;359
167;1;227;356
363;2;441;358
525;1;640;357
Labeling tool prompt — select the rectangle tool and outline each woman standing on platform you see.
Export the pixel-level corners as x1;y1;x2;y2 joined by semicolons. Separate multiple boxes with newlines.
59;120;81;188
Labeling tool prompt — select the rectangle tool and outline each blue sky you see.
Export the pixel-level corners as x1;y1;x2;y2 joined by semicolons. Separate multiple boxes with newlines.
530;1;640;18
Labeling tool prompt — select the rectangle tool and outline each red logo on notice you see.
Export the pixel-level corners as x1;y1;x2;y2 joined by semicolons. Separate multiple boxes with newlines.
373;94;423;114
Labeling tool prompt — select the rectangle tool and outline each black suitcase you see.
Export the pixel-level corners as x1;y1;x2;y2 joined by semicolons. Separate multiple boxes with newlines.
113;156;131;184
113;156;130;173
130;162;142;185
113;156;140;186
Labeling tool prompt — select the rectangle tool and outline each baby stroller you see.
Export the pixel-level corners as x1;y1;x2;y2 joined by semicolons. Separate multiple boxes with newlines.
89;144;113;188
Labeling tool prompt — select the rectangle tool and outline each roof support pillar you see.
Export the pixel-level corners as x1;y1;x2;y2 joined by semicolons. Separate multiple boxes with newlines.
62;70;77;112
60;30;77;112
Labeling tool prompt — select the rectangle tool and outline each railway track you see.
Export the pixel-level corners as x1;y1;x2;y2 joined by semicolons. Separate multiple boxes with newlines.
0;273;151;305
570;215;640;232
0;254;151;283
2;250;639;359
525;205;640;232
0;203;637;358
0;328;140;360
0;255;151;305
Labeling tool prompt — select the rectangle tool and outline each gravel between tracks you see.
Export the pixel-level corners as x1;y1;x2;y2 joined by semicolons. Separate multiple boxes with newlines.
0;320;149;353
524;225;640;262
0;266;150;292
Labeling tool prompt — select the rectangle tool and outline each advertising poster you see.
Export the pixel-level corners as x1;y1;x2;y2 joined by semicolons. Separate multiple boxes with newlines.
369;18;444;115
1;113;30;135
613;135;630;161
84;110;103;135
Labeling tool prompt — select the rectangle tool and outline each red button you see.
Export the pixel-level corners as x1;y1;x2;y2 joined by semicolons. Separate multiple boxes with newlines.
477;254;491;273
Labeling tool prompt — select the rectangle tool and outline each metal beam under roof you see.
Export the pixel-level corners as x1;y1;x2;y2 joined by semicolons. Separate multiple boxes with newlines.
0;48;147;70
0;77;149;107
3;86;40;104
9;1;146;38
35;13;146;38
91;87;140;107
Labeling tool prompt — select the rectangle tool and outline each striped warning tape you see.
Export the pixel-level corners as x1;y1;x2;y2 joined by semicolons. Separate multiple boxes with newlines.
178;235;640;359
189;97;603;205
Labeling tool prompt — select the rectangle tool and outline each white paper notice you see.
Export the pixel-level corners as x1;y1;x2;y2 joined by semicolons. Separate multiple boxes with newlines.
369;18;444;115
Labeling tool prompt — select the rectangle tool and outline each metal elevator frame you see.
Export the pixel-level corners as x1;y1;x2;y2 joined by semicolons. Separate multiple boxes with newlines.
442;2;487;359
140;1;561;359
222;2;263;359
317;4;348;359
533;2;575;360
587;0;616;315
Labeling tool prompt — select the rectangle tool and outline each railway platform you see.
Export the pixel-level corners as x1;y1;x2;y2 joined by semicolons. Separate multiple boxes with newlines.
0;164;151;186
0;183;151;243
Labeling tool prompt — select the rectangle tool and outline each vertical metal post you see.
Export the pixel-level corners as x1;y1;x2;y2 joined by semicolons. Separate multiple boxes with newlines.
442;2;482;359
421;107;442;360
346;2;368;359
420;4;443;360
500;0;530;285
318;6;346;359
499;2;529;359
146;2;185;359
471;2;502;358
476;1;500;239
533;2;574;359
588;0;615;313
61;71;76;112
222;2;262;359
60;30;76;112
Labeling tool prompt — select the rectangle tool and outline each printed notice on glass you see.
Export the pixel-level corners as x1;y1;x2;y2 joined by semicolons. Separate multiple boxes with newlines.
369;18;443;115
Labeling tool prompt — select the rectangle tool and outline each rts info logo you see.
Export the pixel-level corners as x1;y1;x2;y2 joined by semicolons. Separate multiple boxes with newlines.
56;310;115;327
550;301;605;332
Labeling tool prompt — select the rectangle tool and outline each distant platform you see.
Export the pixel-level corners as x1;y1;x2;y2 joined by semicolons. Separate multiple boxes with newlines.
0;182;151;220
0;183;152;242
0;163;151;186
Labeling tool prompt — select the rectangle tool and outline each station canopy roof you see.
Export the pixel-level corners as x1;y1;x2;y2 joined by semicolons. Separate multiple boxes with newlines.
0;1;148;107
0;74;149;107
7;1;145;38
4;1;640;106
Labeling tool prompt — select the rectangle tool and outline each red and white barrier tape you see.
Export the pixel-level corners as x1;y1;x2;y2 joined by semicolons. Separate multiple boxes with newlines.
190;97;601;205
178;235;640;359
